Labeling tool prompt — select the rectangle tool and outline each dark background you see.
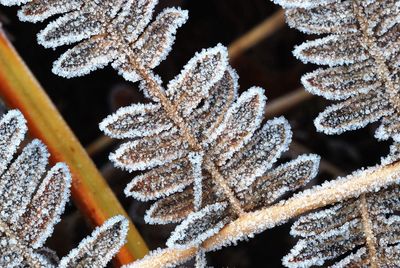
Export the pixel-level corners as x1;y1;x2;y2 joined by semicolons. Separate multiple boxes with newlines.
1;0;391;267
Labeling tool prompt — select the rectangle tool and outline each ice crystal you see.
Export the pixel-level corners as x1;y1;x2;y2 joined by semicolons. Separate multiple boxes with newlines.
101;45;321;266
0;0;188;81
284;147;400;267
0;110;128;267
274;0;400;141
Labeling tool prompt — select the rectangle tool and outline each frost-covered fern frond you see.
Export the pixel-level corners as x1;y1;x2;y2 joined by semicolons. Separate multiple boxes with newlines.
0;109;128;267
0;0;188;81
273;0;400;141
100;45;321;267
284;144;400;268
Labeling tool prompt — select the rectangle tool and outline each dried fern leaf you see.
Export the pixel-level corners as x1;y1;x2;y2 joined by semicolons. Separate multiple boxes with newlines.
166;45;229;116
0;109;27;176
166;202;229;249
241;154;320;211
275;0;400;141
100;45;321;266
99;103;172;139
2;0;188;82
59;216;129;267
145;177;220;224
314;90;393;135
284;182;400;267
113;7;188;82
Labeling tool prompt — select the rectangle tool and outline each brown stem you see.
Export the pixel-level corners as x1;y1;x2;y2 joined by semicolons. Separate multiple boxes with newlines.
359;194;379;267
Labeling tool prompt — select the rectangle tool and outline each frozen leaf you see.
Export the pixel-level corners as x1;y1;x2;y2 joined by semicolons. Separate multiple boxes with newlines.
210;87;267;166
16;163;71;248
114;7;188;83
221;117;292;193
144;178;219;224
59;216;129;267
110;130;188;171
0;139;49;224
166;202;229;249
99;103;173;139
314;91;393;135
301;61;380;101
0;110;27;176
18;0;82;23
271;0;337;9
242;154;320;211
166;44;229;116
124;159;192;201
293;34;368;66
52;37;118;78
188;67;239;142
285;1;357;34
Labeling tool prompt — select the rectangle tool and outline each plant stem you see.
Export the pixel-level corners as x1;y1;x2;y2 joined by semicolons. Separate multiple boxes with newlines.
359;194;378;267
0;30;148;266
127;159;400;267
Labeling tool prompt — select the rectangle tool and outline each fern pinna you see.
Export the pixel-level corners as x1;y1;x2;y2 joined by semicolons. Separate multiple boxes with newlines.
0;110;128;267
273;0;400;141
100;45;321;267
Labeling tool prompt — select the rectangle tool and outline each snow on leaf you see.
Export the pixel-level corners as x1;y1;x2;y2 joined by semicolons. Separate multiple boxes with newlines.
275;0;400;140
52;37;118;78
285;1;357;34
293;34;368;66
188;67;239;142
271;0;337;9
3;0;187;81
58;215;129;268
166;202;229;249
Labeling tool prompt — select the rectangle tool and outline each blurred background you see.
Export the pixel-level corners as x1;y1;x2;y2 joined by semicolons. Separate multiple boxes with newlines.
1;0;392;267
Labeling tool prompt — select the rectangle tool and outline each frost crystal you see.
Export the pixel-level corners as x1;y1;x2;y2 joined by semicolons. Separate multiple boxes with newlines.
1;0;188;82
0;110;128;267
100;45;321;267
275;0;400;141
